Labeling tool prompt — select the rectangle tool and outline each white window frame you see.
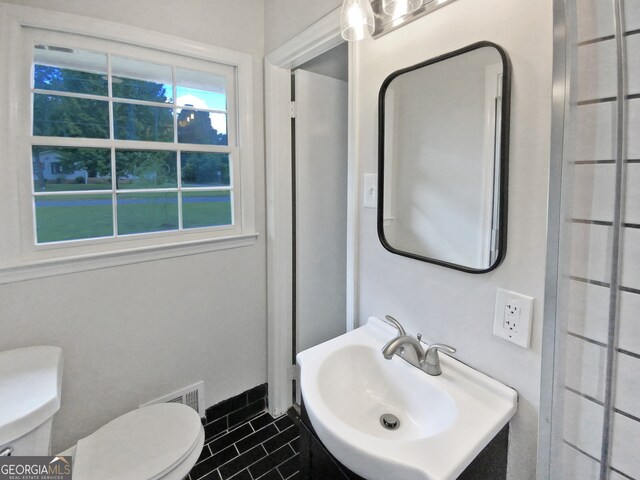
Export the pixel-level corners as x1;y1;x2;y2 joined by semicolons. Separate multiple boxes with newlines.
0;4;257;283
28;31;240;246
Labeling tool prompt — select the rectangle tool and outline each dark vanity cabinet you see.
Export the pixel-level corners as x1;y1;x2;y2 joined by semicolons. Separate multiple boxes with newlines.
289;404;365;480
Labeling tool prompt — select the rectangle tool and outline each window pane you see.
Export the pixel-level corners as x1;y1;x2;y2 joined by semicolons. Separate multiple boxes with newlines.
113;103;173;142
34;46;107;96
182;191;232;229
35;194;113;243
33;94;109;138
176;67;227;110
181;152;230;187
32;147;111;192
177;109;227;145
117;192;178;235
115;150;177;189
112;56;173;103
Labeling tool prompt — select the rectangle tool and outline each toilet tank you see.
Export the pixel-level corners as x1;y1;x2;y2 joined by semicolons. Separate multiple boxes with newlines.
0;346;63;456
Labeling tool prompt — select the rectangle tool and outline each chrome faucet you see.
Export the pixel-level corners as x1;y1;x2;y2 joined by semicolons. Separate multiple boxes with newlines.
382;314;406;336
382;333;425;368
381;315;456;376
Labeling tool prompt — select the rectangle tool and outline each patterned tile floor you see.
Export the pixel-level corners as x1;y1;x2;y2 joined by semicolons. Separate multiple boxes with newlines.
188;410;300;480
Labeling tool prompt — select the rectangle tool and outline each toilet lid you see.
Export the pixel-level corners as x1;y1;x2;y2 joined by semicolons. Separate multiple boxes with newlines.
73;403;203;480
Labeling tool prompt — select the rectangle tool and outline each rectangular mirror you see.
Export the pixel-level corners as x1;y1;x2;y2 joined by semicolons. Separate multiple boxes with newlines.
378;42;511;273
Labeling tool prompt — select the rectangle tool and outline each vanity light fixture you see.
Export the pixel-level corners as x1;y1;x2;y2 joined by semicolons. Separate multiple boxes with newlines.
373;0;459;39
340;0;457;41
381;0;423;17
340;0;375;41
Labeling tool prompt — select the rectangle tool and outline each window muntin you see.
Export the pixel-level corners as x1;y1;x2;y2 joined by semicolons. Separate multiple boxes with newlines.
34;194;114;243
116;192;179;235
112;103;174;142
111;56;173;103
32;146;111;192
33;95;110;138
175;66;229;147
181;152;230;187
176;67;227;110
115;150;177;189
34;46;108;96
30;43;237;245
182;191;232;229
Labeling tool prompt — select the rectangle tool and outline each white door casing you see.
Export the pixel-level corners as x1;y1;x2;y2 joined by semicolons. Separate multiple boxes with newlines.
264;8;358;416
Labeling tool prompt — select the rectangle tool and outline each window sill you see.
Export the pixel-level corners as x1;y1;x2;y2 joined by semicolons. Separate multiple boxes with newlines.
0;232;259;285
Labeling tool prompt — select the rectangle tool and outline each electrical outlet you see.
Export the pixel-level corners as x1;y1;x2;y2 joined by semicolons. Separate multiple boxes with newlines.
503;303;520;331
493;288;534;348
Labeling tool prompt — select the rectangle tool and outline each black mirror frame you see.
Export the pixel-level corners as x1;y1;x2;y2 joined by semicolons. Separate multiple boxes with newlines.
377;41;512;274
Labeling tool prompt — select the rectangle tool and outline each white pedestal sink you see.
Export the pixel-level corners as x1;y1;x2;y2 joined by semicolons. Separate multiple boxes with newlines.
297;317;518;480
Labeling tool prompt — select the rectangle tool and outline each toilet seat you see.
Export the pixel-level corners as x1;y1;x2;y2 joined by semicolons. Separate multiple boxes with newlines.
72;403;204;480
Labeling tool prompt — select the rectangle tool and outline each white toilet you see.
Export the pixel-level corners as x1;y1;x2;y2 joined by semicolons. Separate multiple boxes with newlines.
0;346;204;480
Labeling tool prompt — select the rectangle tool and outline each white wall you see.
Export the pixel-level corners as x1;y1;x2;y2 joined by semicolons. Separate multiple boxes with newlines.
354;1;552;479
264;0;342;53
0;0;266;453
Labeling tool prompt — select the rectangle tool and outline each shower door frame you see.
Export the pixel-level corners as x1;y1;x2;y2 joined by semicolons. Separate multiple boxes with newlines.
537;0;575;475
538;0;631;477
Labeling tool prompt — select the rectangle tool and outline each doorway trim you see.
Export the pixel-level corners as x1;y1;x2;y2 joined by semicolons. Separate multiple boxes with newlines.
265;8;359;416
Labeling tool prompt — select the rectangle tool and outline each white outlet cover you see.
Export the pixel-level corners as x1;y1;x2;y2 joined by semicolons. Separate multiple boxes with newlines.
493;288;534;348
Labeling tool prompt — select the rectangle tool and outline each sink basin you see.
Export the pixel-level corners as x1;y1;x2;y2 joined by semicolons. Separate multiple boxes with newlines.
297;317;518;480
317;344;457;440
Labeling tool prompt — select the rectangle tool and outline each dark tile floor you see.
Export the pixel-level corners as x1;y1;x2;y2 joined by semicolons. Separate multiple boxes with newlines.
188;410;300;480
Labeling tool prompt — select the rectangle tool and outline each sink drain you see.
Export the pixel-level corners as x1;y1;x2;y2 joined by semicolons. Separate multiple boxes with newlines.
380;413;400;430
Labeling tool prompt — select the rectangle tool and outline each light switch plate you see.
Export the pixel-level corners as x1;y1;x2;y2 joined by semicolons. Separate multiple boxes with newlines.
493;288;534;348
363;174;377;208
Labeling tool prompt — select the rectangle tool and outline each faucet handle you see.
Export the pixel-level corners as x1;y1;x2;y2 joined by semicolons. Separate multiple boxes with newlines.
423;344;456;376
429;343;456;353
416;333;422;342
383;315;406;336
424;344;456;365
